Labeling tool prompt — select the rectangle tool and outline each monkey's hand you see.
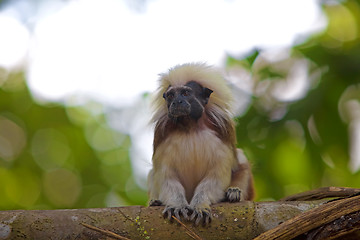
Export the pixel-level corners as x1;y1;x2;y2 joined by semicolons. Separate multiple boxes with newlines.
163;204;191;221
225;187;243;202
189;203;212;226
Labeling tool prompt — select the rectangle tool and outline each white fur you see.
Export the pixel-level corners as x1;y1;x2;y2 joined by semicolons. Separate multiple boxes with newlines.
151;128;233;203
151;63;234;124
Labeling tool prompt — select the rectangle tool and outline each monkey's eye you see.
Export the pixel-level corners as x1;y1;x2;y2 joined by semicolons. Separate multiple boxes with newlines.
181;90;190;97
166;92;174;100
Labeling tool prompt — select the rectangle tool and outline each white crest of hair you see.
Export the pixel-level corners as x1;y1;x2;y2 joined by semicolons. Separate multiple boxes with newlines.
151;62;234;123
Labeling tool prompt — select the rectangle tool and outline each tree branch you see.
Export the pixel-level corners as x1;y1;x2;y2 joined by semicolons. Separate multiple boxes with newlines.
255;194;360;240
1;188;359;239
0;201;311;239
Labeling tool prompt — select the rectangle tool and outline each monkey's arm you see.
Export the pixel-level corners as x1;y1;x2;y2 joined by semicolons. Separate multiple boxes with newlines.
189;161;232;225
148;167;190;220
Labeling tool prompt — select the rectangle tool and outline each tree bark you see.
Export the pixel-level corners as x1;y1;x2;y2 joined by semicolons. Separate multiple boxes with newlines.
255;194;360;240
0;188;359;240
0;201;338;240
0;201;314;240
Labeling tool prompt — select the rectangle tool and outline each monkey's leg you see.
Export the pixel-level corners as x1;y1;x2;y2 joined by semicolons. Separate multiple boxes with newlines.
147;169;163;206
226;149;255;202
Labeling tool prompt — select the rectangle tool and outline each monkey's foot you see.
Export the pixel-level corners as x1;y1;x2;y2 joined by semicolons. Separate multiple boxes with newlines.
149;199;163;206
189;207;212;226
163;205;190;221
225;187;242;202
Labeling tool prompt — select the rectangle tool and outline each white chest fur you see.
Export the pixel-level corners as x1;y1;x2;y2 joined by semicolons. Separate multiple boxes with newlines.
153;129;234;201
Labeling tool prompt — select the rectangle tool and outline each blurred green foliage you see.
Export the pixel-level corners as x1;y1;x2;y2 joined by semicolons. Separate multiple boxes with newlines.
232;0;360;199
1;1;360;210
0;71;147;209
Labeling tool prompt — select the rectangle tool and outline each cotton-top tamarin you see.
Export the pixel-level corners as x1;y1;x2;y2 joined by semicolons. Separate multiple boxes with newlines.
148;63;255;225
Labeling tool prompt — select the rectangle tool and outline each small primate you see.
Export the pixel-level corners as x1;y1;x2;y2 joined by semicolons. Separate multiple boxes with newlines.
148;63;255;225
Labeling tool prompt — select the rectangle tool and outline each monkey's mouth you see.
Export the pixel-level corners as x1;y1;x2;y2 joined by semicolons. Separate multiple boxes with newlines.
168;106;190;118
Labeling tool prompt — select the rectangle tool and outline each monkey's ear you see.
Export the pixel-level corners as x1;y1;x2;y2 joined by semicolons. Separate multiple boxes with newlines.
203;88;213;104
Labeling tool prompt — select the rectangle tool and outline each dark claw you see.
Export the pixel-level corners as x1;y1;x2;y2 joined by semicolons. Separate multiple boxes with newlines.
149;199;163;206
175;207;190;221
162;205;190;221
162;206;174;221
225;187;242;202
190;208;212;226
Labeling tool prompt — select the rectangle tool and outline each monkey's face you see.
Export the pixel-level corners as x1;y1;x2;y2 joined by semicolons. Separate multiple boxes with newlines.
163;81;213;120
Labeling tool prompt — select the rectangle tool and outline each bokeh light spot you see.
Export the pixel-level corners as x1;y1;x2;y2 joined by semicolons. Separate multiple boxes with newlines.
85;123;128;152
325;4;357;43
43;168;81;207
0;115;26;162
31;128;71;170
7;168;41;208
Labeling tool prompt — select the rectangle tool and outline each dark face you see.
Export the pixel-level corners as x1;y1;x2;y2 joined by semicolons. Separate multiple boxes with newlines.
163;81;213;120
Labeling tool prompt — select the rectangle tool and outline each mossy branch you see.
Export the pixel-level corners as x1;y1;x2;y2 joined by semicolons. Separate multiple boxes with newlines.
0;187;359;240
